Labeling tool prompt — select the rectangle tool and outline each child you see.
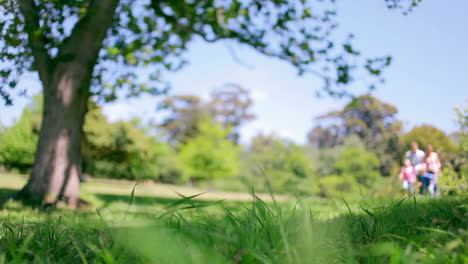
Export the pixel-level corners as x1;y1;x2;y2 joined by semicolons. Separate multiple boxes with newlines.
399;159;416;196
418;163;432;195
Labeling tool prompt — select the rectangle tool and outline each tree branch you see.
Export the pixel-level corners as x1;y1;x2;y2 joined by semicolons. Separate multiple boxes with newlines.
17;0;52;87
57;0;120;70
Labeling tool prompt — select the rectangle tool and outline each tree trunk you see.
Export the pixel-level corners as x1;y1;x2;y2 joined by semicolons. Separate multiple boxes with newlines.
18;64;90;208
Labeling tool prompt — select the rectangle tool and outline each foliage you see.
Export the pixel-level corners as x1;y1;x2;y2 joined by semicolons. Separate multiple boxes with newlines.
309;147;341;178
309;94;402;176
438;103;468;194
83;103;181;181
159;85;255;146
0;97;41;172
366;175;403;199
179;118;240;182
438;167;467;195
314;144;381;198
316;174;359;198
207;83;255;143
158;95;206;146
453;103;468;178
154;151;184;184
0;97;181;181
401;125;458;154
308;134;364;178
244;133;315;193
308;124;343;149
335;146;381;187
0;0;404;105
401;124;458;173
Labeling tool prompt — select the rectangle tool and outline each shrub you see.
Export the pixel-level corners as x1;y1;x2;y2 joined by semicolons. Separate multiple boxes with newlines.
243;134;315;193
179;118;240;182
334;146;381;187
0;107;39;173
438;167;467;195
316;175;359;198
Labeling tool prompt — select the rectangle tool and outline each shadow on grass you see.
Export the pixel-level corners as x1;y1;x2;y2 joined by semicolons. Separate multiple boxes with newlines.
0;188;16;199
0;188;17;207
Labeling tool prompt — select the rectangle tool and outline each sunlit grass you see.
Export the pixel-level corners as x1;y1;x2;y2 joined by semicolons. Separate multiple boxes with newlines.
0;172;289;203
0;173;466;263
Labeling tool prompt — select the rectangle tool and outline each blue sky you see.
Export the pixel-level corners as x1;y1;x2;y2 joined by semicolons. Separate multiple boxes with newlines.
1;0;467;144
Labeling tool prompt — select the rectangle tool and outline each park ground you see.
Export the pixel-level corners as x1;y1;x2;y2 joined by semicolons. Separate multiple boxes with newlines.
0;172;467;263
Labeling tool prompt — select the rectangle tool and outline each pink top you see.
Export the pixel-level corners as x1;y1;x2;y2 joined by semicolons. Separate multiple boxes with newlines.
425;152;441;173
400;166;416;183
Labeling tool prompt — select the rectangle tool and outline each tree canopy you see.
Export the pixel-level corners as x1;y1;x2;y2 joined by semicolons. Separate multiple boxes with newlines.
179;118;240;182
159;94;205;146
0;0;419;106
207;84;255;143
0;103;39;172
244;133;314;192
401;125;458;154
83;102;178;181
308;94;402;175
159;84;255;146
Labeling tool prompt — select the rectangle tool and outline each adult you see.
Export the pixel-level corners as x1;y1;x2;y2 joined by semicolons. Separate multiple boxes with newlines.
405;142;425;175
405;142;425;194
425;144;442;196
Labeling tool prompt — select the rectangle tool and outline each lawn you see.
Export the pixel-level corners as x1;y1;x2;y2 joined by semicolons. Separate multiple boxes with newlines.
0;173;466;263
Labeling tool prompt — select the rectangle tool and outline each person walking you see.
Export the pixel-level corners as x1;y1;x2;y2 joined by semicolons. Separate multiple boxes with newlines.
405;142;425;194
425;144;442;197
399;159;417;196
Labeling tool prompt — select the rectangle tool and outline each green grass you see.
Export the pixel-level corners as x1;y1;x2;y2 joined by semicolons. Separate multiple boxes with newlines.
0;173;290;203
0;173;467;263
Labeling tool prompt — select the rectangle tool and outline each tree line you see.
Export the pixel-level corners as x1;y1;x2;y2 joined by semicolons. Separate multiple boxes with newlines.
0;0;420;207
2;91;466;198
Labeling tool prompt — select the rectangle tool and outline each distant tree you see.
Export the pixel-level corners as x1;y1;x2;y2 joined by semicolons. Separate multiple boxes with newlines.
401;125;458;155
307;124;342;149
343;95;398;137
316;175;358;198
402;125;459;176
159;85;255;145
308;134;365;178
334;146;381;187
207;84;255;144
179;118;240;182
308;94;402;175
314;143;380;197
0;96;179;181
158;95;205;146
402;125;458;153
309;147;341;178
83;103;178;181
0;99;40;172
245;133;314;192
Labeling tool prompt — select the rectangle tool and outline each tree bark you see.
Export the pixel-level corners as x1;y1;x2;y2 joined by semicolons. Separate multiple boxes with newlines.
17;0;120;208
18;65;89;208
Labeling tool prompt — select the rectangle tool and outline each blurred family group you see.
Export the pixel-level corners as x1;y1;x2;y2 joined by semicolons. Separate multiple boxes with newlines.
399;142;442;197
